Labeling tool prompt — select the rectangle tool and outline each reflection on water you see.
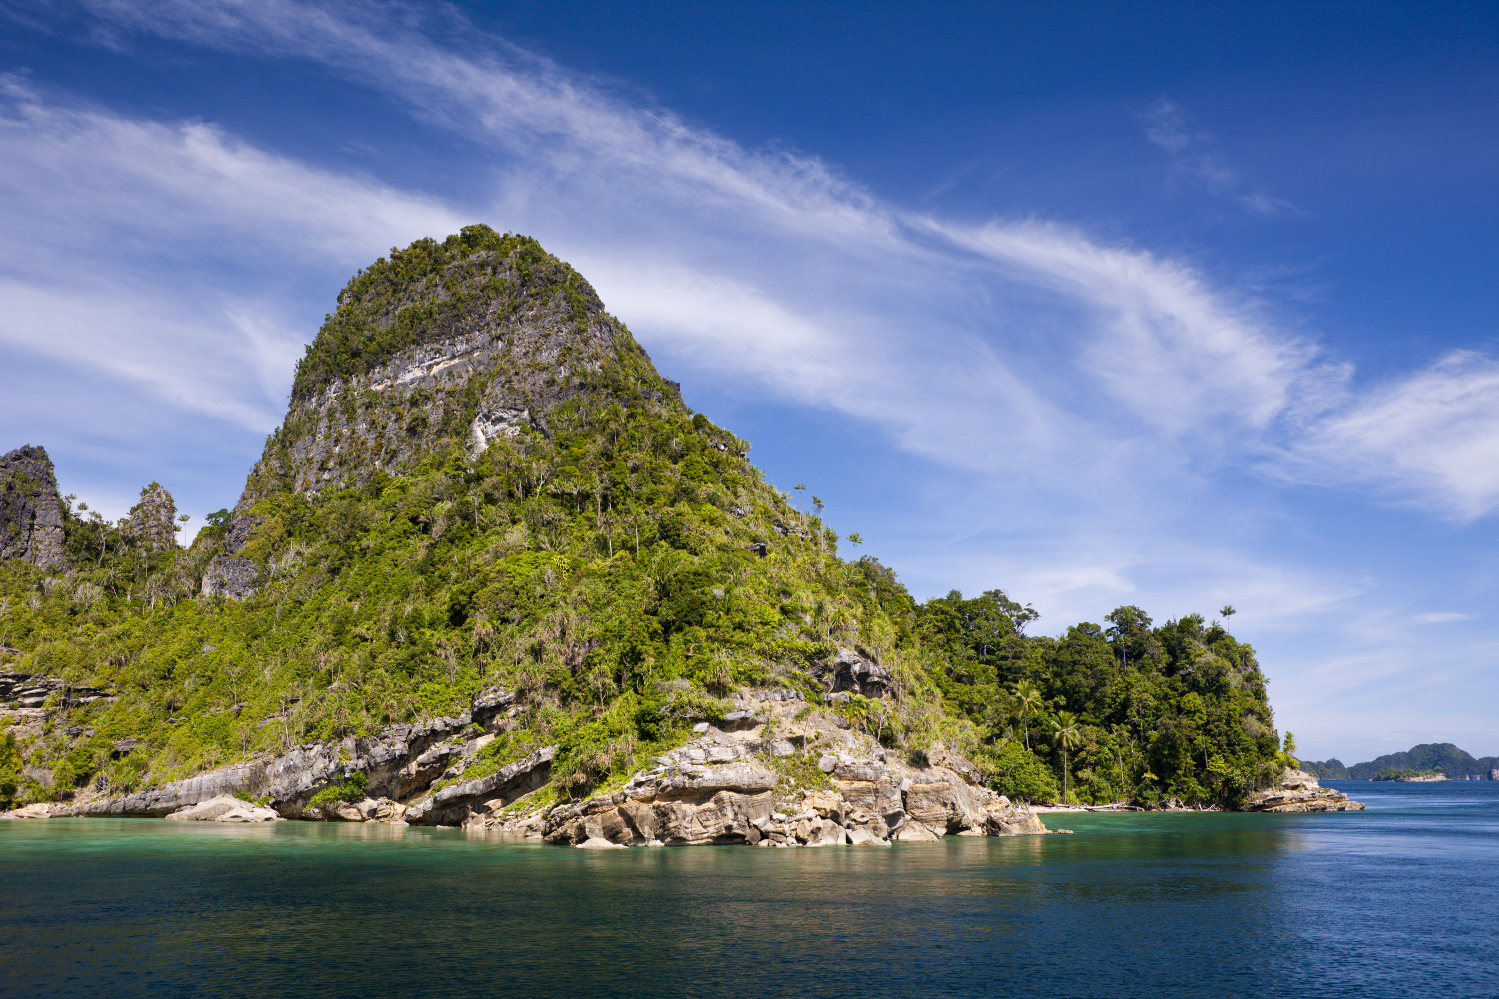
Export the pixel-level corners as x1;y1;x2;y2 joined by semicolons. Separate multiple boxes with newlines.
3;782;1498;998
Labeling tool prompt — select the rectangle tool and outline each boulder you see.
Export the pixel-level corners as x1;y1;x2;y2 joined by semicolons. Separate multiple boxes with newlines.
844;818;892;847
814;647;894;698
831;761;905;835
165;795;278;822
306;797;407;823
1240;767;1365;812
980;795;1049;835
902;774;982;834
2;802;62;819
545;760;777;846
890;819;943;842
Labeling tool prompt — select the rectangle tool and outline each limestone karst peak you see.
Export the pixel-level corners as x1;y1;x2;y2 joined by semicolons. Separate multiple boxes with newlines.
237;225;681;508
125;482;179;553
0;445;66;571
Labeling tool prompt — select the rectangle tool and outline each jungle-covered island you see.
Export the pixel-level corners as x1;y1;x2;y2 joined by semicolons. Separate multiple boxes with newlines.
0;227;1361;842
1370;769;1447;781
1302;743;1499;781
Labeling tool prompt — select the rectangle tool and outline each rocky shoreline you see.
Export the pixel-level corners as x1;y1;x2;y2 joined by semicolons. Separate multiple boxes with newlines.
1;660;1363;835
1;673;1050;847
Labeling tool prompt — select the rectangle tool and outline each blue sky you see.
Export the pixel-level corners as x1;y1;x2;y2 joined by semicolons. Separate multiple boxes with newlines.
2;1;1497;763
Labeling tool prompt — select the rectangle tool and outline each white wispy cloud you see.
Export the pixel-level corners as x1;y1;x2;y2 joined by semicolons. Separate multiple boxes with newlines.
1277;351;1499;519
0;73;463;430
1140;98;1300;217
1412;611;1475;625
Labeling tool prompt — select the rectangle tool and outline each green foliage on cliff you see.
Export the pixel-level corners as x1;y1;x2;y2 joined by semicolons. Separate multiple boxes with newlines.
1299;758;1350;780
1370;767;1443;781
309;772;369;806
0;230;1287;812
1348;743;1496;780
291;225;637;403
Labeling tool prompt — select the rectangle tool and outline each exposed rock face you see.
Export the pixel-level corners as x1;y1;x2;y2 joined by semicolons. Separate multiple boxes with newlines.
544;762;777;847
236;229;678;510
815;647;894;699
58;687;520;818
403;746;555;826
126;482;178;551
165;795;278;822
1;802;65;819
220;514;262;555
201;514;263;599
1240;768;1366;812
202;557;259;600
1;672;113;709
18;681;1050;846
0;445;65;571
537;751;1047;849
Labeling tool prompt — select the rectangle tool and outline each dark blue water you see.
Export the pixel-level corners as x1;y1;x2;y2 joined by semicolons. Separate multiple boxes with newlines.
3;780;1496;998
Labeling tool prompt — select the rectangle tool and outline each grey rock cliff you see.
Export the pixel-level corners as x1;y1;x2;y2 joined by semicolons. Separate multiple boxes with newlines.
234;234;679;511
125;482;178;552
54;686;528;819
0;445;66;571
201;514;263;600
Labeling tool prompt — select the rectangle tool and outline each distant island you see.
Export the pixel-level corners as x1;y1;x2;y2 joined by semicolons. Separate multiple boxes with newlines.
1369;768;1446;782
1301;743;1498;781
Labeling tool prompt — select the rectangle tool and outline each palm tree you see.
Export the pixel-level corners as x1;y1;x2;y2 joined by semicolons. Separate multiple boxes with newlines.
1050;710;1083;805
1013;680;1043;751
1220;605;1236;634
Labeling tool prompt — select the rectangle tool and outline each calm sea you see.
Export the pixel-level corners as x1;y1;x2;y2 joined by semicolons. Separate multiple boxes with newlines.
2;780;1496;998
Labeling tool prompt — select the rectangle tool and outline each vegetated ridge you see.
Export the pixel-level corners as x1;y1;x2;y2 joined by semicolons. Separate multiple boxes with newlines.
1;226;1323;839
1303;743;1499;781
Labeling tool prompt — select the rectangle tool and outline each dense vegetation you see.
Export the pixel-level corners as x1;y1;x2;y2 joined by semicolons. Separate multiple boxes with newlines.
1295;738;1493;780
1304;744;1497;781
0;231;1293;814
1349;743;1497;780
1299;758;1351;780
1369;768;1443;781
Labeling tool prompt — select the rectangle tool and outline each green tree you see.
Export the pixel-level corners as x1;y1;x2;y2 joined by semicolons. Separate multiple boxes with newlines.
1013;679;1043;751
1050;710;1083;805
1281;731;1299;769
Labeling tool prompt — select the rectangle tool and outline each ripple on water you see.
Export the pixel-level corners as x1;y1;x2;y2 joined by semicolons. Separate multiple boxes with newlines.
3;783;1498;998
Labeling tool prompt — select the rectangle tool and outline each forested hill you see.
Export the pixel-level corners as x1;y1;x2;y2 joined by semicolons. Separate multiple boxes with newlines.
2;227;1289;813
1304;744;1498;781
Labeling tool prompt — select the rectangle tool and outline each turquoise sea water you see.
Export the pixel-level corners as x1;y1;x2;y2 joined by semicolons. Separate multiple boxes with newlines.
3;780;1497;998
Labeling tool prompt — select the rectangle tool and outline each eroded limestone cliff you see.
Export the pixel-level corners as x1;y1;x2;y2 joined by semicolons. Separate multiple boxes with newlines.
237;226;679;509
0;446;65;571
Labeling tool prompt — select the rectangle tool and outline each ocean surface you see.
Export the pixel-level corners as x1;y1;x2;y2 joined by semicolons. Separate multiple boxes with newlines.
3;780;1497;998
